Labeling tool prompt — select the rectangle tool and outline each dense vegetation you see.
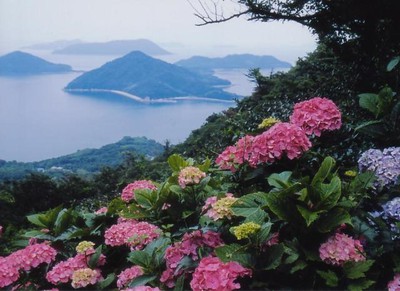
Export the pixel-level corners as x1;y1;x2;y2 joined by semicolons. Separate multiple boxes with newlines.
0;1;399;289
0;136;164;181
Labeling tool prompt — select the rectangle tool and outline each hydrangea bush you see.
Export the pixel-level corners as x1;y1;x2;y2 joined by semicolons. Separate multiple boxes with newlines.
0;97;399;290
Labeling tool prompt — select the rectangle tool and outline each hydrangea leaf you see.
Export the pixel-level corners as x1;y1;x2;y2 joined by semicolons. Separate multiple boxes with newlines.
343;260;374;279
267;171;293;189
168;154;188;172
97;273;115;289
127;250;152;269
316;270;339;287
128;275;157;288
215;243;252;267
262;244;284;270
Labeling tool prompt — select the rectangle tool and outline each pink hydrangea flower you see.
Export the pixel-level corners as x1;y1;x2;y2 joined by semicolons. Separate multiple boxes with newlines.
290;97;342;136
216;135;254;172
0;257;20;288
178;166;206;188
121;180;157;203
248;122;312;167
117;266;144;288
319;233;366;266
161;230;224;288
71;268;102;289
8;242;57;272
122;287;161;291
190;256;252;291
46;253;105;285
104;220;161;250
388;273;400;291
202;193;237;221
95;207;108;215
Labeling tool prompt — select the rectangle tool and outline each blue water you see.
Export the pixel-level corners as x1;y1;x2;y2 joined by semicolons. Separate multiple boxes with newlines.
0;71;242;162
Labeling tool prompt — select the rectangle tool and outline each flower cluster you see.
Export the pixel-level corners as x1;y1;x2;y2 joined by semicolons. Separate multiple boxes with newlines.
231;222;261;240
258;117;280;129
388;273;400;291
358;147;400;191
121;180;157;203
71;268;102;289
202;193;238;221
117;266;144;289
95;207;108;215
104;219;161;250
215;135;254;172
122;287;161;291
178;166;206;188
190;256;252;291
290;97;342;136
46;251;105;285
161;230;224;288
0;242;57;288
382;197;400;221
247;122;311;167
75;241;95;254
319;233;365;266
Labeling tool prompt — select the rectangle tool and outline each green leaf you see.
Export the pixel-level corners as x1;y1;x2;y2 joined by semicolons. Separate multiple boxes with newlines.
387;56;400;71
231;192;268;224
316;270;338;287
97;273;115;289
348;279;375;291
265;191;291;221
290;260;307;274
168;154;187;171
215;243;252;267
267;171;292;189
54;208;75;235
173;276;185;291
355;120;385;138
128;275;157;288
316;208;352;233
198;158;211;172
26;214;48;228
263;244;284;270
316;176;341;210
350;171;375;193
296;205;321;227
255;222;272;246
343;260;374;279
311;157;335;187
135;189;156;209
128;251;152;268
359;93;379;117
88;245;103;269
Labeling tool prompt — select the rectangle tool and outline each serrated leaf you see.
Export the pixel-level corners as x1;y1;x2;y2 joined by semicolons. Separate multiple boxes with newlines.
311;157;335;187
128;275;157;288
359;93;379;117
215;243;252;267
290;260;307;274
316;208;352;233
128;251;152;268
88;245;103;269
173;275;185;291
256;222;272;245
348;279;375;291
135;189;156;209
231;192;268;224
263;244;284;270
97;273;115;289
317;270;338;287
267;171;292;189
296;205;321;226
168;154;187;171
387;56;400;71
316;176;341;210
343;260;374;279
355;120;385;138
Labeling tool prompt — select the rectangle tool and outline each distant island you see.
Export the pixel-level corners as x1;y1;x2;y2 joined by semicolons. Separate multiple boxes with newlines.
53;39;170;56
175;54;292;71
0;136;164;181
0;51;72;76
23;39;83;51
65;51;238;101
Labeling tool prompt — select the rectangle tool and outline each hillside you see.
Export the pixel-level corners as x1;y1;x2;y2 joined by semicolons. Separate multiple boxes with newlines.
175;54;292;71
0;51;72;76
65;51;238;100
0;136;164;181
53;39;170;55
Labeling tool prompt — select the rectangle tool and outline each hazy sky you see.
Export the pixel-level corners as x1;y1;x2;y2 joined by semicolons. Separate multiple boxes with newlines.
0;0;317;63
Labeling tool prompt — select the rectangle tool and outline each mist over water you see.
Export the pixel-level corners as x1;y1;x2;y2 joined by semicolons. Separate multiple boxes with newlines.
0;52;258;162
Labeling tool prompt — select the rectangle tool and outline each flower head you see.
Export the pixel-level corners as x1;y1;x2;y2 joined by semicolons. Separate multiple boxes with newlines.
71;268;102;289
0;257;20;288
216;135;254;172
231;222;261;240
290;97;342;136
117;266;144;289
319;232;365;266
76;241;95;254
258;117;280;129
203;193;238;221
178;166;206;188
190;256;252;291
388;273;400;291
121;180;157;203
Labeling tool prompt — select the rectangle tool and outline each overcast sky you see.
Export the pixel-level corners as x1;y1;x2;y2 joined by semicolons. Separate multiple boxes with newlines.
0;0;317;63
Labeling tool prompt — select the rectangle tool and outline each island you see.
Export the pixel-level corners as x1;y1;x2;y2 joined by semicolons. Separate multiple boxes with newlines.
53;39;170;56
65;51;238;101
0;51;72;76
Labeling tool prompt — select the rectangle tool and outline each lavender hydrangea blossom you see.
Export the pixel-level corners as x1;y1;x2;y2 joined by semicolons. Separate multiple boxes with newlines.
358;147;400;192
382;197;400;221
